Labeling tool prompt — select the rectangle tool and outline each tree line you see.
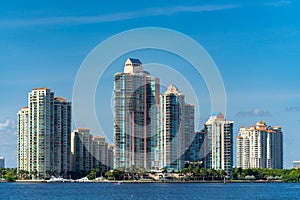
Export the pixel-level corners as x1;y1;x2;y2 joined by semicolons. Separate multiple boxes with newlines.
1;165;300;182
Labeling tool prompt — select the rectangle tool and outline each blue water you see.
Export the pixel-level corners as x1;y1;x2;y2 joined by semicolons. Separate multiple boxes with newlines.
0;183;300;200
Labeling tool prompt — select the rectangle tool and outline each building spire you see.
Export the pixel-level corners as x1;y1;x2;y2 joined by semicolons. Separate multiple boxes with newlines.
165;84;180;94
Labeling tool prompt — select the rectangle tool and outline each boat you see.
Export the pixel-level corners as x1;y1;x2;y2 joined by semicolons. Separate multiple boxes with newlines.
47;176;64;183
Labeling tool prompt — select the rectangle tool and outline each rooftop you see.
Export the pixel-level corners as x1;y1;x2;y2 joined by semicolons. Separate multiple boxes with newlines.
55;96;67;102
32;87;49;91
165;84;180;94
124;58;143;74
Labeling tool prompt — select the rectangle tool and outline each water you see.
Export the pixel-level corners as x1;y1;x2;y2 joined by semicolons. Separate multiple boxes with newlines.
0;182;300;200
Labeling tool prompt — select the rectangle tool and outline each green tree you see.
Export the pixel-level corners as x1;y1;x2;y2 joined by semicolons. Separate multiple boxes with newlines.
5;171;16;182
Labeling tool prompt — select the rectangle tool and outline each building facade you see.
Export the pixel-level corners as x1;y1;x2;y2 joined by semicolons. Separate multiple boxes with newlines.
236;121;283;169
205;112;233;173
114;58;160;170
93;136;108;170
53;97;72;175
71;128;94;173
189;130;206;165
17;88;72;179
17;106;29;172
159;84;195;171
107;144;115;170
71;128;113;173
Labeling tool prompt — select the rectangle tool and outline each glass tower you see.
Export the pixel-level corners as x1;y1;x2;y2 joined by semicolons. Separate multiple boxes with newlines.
114;58;160;171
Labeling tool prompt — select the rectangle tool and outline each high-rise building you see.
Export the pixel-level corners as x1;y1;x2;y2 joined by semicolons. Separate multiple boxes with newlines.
71;128;114;173
205;112;233;173
114;58;160;171
28;88;54;178
0;157;5;168
17;106;29;172
189;130;206;165
236;121;283;169
93;136;108;170
107;144;115;170
71;128;94;173
53;97;72;175
182;104;195;163
159;84;195;171
17;88;72;179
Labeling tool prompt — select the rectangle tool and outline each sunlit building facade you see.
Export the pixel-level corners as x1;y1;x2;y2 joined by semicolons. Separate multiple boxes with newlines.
205;112;233;173
114;58;160;171
17;88;72;179
159;84;195;171
236;121;283;169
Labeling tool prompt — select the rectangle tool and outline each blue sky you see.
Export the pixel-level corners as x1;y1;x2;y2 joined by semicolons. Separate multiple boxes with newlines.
0;0;300;168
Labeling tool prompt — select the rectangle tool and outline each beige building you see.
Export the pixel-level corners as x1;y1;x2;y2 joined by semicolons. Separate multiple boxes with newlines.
236;121;283;169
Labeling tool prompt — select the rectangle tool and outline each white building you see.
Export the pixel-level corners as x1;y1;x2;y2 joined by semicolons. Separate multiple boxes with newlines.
17;106;29;172
236;121;283;169
17;88;72;179
205;112;234;173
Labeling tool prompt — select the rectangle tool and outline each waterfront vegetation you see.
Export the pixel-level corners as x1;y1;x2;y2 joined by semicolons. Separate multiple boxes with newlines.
1;165;300;183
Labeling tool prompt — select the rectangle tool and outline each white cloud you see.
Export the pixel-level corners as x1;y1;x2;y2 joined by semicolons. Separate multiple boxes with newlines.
236;108;272;118
0;4;239;27
0;119;12;131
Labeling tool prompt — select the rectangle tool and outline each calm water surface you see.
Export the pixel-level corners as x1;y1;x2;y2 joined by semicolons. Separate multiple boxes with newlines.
0;182;300;200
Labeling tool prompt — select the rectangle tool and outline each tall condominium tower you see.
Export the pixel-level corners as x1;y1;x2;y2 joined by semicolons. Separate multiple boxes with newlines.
53;97;72;175
17;88;72;179
17;106;29;172
114;58;160;170
159;84;195;171
205;112;233;173
71;128;94;173
236;121;283;169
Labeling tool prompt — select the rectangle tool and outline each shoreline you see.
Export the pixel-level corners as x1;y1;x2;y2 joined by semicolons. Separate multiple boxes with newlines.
12;180;286;184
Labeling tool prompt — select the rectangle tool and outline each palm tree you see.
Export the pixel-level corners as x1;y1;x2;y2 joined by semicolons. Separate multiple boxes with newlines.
31;170;38;180
18;170;29;180
200;168;208;181
209;169;217;181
